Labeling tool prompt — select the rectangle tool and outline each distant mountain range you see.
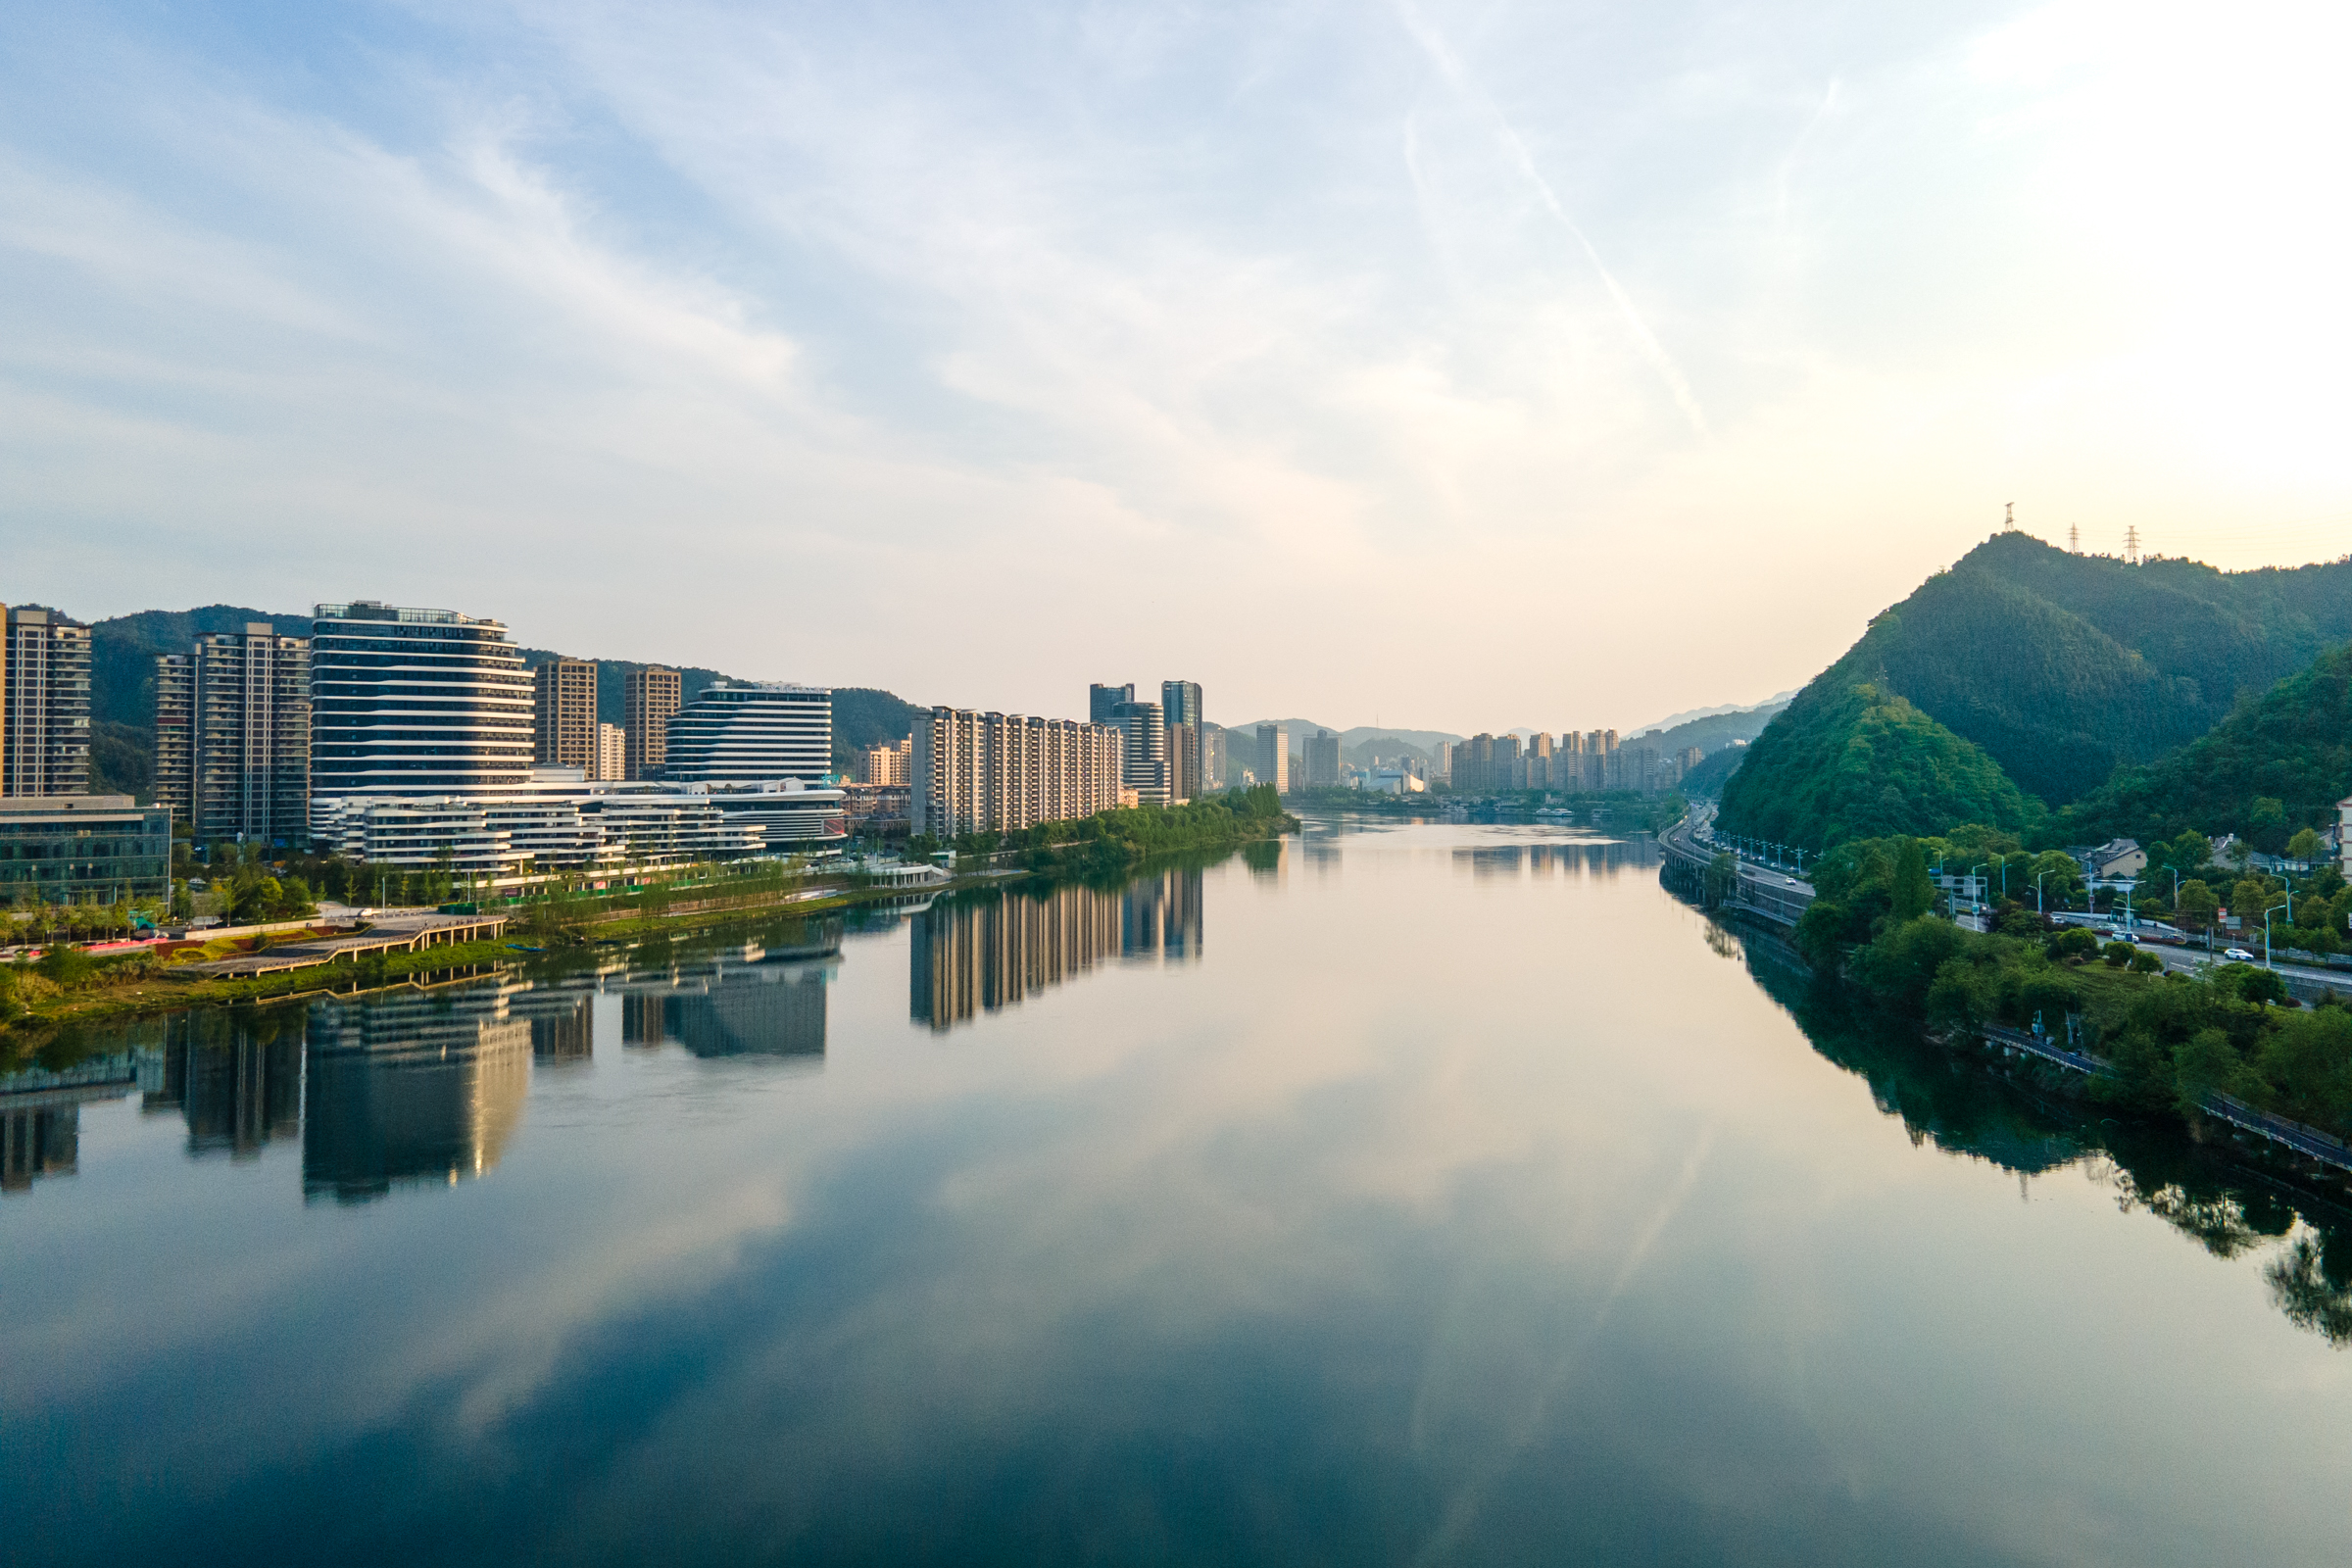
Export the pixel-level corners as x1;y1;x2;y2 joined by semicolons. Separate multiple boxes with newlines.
1719;533;2352;851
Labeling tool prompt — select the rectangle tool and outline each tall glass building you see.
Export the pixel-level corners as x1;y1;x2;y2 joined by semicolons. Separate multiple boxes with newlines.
309;603;533;797
660;683;832;784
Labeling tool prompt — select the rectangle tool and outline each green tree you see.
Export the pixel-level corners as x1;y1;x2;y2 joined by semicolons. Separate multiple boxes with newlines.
2288;827;2325;862
2175;879;2219;933
1890;838;1934;920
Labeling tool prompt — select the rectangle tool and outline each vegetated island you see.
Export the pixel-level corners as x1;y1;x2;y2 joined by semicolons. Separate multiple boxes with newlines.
0;791;1299;1041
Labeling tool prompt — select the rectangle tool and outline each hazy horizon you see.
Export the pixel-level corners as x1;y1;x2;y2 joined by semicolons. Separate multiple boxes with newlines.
6;1;2349;730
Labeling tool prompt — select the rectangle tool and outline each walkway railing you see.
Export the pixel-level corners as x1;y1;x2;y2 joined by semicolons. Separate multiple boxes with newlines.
2202;1092;2352;1174
1982;1023;2111;1077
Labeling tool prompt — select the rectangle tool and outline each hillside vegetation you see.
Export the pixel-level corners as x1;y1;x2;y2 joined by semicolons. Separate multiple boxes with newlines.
1720;534;2352;849
1718;682;2032;846
2058;642;2352;852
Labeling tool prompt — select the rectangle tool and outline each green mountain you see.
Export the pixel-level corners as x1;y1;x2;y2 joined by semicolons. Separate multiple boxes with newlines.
1718;534;2352;849
2057;642;2352;852
1717;682;2032;846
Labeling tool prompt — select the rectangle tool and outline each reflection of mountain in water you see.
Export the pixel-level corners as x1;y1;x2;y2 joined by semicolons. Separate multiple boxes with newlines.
913;867;1203;1033
302;986;537;1204
613;936;839;1059
3;1042;162;1195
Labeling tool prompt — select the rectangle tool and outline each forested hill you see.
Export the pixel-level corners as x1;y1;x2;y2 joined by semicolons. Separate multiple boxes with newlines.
2056;642;2352;853
1717;534;2352;849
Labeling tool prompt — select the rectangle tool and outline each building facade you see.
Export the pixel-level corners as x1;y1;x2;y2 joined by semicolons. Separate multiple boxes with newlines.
623;666;682;781
1088;683;1135;725
0;795;172;905
1304;728;1342;788
660;683;831;784
309;603;533;798
533;658;598;772
1160;680;1203;801
596;722;626;782
153;654;194;823
858;737;911;786
1108;699;1169;806
1254;723;1289;794
1;608;92;798
910;707;1123;838
187;624;311;845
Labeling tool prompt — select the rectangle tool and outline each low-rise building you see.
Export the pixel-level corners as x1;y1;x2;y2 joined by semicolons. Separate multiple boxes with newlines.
0;795;172;905
2085;838;2146;882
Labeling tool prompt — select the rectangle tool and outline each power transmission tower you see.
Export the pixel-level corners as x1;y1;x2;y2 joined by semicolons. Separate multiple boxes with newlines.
2003;502;2016;531
2068;523;2079;553
2124;525;2140;564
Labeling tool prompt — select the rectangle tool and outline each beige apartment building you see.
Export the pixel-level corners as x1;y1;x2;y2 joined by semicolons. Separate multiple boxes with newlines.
534;659;598;772
911;707;1124;838
623;665;681;781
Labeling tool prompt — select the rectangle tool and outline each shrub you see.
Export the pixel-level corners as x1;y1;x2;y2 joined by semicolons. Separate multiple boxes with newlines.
2129;949;2164;974
2047;928;2099;962
2103;942;2136;967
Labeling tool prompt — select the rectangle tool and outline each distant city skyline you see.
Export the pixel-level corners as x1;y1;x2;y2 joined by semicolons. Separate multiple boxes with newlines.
6;4;2350;731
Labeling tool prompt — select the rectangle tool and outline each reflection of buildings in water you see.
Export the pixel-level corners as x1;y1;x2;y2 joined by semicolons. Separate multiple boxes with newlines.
514;990;595;1063
3;1047;162;1194
1457;837;1662;881
913;868;1202;1032
612;939;836;1059
1302;839;1343;878
302;985;534;1204
143;1012;302;1159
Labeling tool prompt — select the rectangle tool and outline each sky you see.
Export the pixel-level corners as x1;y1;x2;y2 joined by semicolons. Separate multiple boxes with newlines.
5;1;2351;733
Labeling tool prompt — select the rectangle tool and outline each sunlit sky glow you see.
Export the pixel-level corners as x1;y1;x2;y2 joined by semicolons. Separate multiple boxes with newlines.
5;0;2350;730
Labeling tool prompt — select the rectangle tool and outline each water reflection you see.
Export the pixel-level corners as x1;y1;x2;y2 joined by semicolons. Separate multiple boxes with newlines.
144;1012;301;1159
1709;906;2352;1348
303;985;536;1204
1453;836;1660;879
913;867;1203;1032
612;937;838;1060
1;1047;159;1193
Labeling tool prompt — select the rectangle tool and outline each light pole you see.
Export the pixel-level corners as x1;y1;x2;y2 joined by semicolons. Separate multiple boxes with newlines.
1970;863;1988;926
2264;903;2290;969
2034;870;2049;914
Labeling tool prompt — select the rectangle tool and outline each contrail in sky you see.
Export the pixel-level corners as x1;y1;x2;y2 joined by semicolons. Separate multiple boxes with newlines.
1393;1;1712;439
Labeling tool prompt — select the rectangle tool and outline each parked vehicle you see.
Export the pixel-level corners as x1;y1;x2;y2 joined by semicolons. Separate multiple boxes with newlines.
2224;947;2257;962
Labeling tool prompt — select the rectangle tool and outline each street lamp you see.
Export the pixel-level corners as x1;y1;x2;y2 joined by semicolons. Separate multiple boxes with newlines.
2264;902;2291;969
1970;862;1989;925
2034;870;2049;914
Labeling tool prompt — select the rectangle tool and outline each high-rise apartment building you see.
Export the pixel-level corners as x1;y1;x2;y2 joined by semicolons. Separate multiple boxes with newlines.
1108;699;1168;806
533;658;598;772
1255;723;1289;794
1304;728;1342;788
153;623;311;844
597;723;626;782
1088;683;1135;725
310;603;532;797
1;608;92;798
623;666;681;781
153;654;194;823
1200;721;1227;792
660;683;831;783
858;737;911;786
1160;680;1203;801
911;708;1122;838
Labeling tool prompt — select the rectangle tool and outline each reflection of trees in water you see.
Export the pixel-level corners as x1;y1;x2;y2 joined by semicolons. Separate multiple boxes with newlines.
2268;1235;2352;1345
1702;901;2352;1347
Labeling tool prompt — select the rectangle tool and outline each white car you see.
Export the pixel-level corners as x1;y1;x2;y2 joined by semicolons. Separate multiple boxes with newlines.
2223;947;2257;962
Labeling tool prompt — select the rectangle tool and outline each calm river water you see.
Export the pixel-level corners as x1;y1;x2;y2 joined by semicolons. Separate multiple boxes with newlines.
5;816;2350;1565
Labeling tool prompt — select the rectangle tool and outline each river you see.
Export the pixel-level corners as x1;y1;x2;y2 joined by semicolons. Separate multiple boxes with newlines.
4;814;2349;1565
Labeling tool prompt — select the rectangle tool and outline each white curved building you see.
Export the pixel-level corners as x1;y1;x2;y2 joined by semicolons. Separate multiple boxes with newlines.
660;682;831;784
310;603;534;797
